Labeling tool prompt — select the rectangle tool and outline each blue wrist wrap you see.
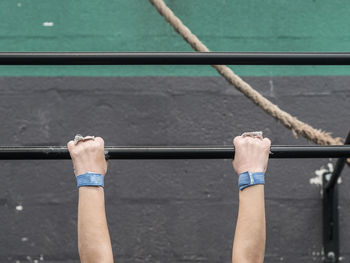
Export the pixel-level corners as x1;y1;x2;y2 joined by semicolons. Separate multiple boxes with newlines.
76;172;104;188
238;171;265;191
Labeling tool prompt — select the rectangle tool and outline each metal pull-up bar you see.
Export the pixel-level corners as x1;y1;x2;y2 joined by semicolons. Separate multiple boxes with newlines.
2;52;350;65
0;145;349;160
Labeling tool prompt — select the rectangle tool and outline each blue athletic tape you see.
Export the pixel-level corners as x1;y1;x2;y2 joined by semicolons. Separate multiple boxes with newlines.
238;171;265;191
76;172;104;188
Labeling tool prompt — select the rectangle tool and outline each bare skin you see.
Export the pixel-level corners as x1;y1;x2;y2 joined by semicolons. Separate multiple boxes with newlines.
232;135;271;263
67;135;270;263
68;137;113;263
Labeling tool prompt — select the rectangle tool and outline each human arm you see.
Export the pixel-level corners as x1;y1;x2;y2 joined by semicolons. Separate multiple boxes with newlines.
231;135;271;263
67;137;114;263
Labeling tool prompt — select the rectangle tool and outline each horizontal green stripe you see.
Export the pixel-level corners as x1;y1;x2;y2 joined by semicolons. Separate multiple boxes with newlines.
0;66;350;77
0;0;350;76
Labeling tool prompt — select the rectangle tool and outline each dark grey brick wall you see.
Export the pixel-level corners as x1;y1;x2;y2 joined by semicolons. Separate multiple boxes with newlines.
0;76;349;262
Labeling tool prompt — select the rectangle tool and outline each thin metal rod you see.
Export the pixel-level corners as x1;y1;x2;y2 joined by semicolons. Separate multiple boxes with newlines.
2;52;350;65
0;145;349;160
325;132;350;190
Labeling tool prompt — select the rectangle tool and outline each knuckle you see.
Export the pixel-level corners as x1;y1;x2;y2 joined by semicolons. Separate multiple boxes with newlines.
67;140;75;149
245;137;254;144
258;142;265;149
95;137;104;145
253;138;261;144
233;136;243;146
264;138;271;145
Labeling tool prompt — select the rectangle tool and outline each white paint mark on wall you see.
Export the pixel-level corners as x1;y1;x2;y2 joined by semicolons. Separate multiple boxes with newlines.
39;254;44;261
310;169;326;186
43;22;54;27
17;3;22;7
310;162;343;196
269;79;276;97
310;162;335;186
34;260;39;263
16;205;23;211
21;237;28;242
37;109;51;138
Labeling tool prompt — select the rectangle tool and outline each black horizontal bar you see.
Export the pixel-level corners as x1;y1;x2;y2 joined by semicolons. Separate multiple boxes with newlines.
0;146;349;160
1;52;350;65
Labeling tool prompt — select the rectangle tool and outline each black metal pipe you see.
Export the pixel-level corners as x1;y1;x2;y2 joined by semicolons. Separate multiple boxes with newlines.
325;132;350;190
323;171;339;262
0;145;349;160
2;52;350;65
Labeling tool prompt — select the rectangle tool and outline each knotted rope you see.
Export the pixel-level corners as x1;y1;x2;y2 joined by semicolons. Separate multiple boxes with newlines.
149;0;343;146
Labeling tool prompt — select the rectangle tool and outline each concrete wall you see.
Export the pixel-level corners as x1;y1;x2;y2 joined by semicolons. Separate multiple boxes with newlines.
0;0;350;262
0;76;349;262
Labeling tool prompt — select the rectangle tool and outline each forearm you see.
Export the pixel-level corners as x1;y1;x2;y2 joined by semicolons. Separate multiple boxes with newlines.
78;187;113;263
232;185;265;263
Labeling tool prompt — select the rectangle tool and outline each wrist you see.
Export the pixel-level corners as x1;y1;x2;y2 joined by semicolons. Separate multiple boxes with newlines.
75;168;106;177
235;167;265;175
238;171;265;191
76;172;104;188
79;186;104;193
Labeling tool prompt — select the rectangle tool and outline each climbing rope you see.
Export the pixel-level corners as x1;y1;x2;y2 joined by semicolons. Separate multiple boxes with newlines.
149;0;343;146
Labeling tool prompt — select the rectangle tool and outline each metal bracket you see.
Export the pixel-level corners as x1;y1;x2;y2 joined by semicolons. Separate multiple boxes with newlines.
323;172;339;263
322;131;350;263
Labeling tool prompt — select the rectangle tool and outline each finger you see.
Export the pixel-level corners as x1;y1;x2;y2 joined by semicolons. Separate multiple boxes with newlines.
67;140;75;150
233;136;243;146
263;137;271;146
95;137;104;146
263;138;272;151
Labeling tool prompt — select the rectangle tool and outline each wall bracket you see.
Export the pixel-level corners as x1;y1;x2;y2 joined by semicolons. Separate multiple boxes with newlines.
323;171;339;263
322;131;350;262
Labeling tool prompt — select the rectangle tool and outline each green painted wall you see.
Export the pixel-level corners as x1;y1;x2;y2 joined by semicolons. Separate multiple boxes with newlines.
0;0;350;76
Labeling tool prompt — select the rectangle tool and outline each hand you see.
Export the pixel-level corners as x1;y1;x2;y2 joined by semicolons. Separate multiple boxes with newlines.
67;137;107;176
232;135;271;175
